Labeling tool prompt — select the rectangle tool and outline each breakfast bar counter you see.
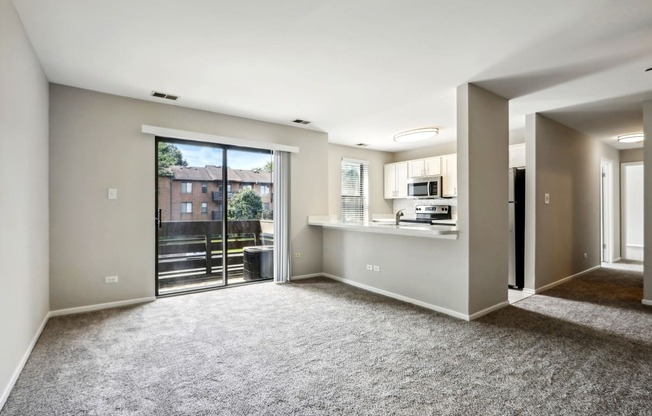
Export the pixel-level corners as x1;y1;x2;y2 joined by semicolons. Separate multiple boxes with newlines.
308;216;458;240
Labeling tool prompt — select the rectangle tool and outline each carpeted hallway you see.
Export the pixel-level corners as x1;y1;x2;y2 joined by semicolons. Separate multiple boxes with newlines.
2;264;651;415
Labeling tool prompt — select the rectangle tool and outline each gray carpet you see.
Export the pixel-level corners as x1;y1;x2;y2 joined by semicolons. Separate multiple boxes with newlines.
2;265;651;415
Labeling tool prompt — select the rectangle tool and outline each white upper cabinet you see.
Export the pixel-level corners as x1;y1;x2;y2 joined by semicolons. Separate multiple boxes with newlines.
424;156;441;176
384;162;408;199
441;154;457;197
408;156;441;177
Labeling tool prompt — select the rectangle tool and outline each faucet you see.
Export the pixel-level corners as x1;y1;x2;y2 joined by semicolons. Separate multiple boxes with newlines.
395;209;405;225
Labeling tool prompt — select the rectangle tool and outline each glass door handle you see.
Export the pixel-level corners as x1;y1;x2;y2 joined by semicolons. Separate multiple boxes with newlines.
155;209;162;228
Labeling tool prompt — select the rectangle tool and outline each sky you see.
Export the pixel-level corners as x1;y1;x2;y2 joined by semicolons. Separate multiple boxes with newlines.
174;142;272;170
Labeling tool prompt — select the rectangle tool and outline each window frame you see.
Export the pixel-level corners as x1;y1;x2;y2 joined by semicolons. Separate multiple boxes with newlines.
180;202;193;214
180;182;193;194
340;158;369;223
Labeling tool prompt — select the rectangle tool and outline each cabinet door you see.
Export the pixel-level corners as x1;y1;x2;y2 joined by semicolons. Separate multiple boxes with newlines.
408;160;425;177
395;162;408;199
384;164;397;199
424;156;441;176
442;154;457;197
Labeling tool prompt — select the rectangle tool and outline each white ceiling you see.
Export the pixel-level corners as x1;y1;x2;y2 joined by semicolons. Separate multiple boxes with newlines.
12;0;652;152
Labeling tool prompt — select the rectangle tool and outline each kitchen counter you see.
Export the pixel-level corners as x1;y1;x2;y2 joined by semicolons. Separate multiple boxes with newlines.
308;216;458;240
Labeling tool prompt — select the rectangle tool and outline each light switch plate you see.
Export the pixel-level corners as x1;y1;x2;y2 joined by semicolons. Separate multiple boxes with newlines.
544;193;550;204
108;188;118;200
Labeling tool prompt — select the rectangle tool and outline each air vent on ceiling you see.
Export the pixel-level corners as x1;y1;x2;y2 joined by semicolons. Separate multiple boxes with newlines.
356;143;370;147
292;119;311;125
151;91;179;101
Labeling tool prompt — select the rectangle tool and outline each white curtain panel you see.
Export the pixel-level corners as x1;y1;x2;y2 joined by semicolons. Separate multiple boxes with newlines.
273;151;291;283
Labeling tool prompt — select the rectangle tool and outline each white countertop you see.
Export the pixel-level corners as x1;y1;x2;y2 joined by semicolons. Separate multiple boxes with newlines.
308;216;458;240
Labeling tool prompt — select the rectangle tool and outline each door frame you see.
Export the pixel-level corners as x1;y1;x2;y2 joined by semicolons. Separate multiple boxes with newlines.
155;136;274;297
600;158;613;263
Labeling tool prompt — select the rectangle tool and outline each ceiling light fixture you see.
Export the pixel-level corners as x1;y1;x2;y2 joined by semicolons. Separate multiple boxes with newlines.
617;133;644;143
393;127;439;143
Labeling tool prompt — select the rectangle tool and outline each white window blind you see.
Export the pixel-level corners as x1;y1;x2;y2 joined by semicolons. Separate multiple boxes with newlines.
340;158;369;223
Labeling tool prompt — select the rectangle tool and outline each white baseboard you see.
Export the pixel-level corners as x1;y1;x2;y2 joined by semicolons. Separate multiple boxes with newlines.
290;273;323;281
522;288;536;295
0;311;50;411
49;297;155;317
321;273;471;321
468;301;510;321
642;299;652;307
534;265;600;294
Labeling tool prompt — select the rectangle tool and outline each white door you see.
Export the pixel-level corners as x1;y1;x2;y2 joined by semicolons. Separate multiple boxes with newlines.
621;162;644;261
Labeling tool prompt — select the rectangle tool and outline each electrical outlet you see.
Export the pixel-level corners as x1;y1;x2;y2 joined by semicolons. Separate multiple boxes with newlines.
366;264;373;271
107;188;118;200
293;252;302;258
373;265;380;272
544;193;550;204
105;275;118;284
583;253;587;259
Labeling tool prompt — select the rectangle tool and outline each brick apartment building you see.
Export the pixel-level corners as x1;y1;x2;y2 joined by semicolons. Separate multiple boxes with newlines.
158;165;273;222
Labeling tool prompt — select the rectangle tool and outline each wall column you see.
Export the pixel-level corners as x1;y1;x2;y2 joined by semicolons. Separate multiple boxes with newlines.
457;84;509;315
643;100;652;304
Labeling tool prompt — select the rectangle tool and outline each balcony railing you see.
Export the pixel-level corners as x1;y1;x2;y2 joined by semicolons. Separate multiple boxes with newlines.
157;220;272;290
211;191;234;202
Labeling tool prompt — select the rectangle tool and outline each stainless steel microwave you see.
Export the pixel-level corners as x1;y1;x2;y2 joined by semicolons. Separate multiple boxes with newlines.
407;175;442;199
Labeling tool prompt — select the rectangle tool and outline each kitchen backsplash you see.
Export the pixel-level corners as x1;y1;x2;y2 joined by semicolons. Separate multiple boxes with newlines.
392;198;458;220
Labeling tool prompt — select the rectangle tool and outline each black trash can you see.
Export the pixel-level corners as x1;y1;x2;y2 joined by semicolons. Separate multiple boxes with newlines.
243;245;273;280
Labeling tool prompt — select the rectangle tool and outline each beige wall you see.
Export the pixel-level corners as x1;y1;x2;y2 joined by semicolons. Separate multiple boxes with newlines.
526;114;620;290
458;84;509;313
0;0;50;406
49;85;329;310
643;101;652;302
620;148;643;163
322;230;469;315
327;144;394;217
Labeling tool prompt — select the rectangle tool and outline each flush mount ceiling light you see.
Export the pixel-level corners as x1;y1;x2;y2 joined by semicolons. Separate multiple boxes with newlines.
393;127;439;143
617;133;644;143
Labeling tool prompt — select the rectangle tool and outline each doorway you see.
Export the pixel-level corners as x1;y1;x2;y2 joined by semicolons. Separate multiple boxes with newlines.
621;162;644;262
600;159;613;263
155;138;274;296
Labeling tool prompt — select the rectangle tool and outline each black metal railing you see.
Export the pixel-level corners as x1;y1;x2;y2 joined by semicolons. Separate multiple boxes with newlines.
157;220;269;288
211;191;234;202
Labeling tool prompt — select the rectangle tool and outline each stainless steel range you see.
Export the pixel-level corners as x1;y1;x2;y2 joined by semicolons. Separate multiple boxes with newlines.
400;205;452;224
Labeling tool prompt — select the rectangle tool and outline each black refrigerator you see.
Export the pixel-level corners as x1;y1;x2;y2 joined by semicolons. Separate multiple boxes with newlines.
508;167;525;289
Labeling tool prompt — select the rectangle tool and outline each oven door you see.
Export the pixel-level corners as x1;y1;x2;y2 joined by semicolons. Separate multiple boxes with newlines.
407;181;429;198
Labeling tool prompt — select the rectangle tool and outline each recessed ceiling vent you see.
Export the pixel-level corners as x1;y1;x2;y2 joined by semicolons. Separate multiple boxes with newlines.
356;143;370;147
151;91;179;101
292;119;311;125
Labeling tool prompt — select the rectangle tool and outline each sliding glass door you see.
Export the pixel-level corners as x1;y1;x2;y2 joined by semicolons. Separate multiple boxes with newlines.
155;138;274;296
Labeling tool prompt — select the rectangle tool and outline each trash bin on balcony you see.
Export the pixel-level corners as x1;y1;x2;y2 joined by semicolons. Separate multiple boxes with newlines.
243;245;274;280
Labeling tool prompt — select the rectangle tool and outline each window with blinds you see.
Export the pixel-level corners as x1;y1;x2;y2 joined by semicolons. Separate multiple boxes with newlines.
340;158;369;223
